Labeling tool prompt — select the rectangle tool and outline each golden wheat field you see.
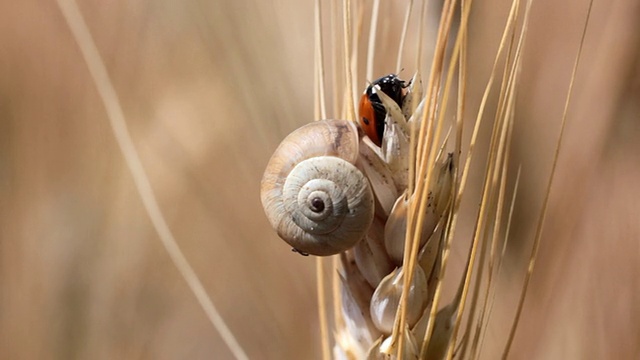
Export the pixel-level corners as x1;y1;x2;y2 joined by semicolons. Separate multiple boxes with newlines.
0;0;639;359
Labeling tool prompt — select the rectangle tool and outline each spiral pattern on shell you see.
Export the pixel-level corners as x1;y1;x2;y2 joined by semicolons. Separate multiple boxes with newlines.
260;119;375;256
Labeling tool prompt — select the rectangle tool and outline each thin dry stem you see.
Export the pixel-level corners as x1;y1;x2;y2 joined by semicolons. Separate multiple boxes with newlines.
468;98;517;360
455;0;468;185
332;255;344;335
394;2;460;355
352;1;365;101
502;0;594;356
448;52;516;358
342;0;356;122
420;0;521;353
447;0;532;354
366;0;381;82
396;0;415;73
331;0;341;118
315;0;328;120
313;7;331;358
479;166;521;358
316;259;331;360
454;6;525;355
54;0;247;359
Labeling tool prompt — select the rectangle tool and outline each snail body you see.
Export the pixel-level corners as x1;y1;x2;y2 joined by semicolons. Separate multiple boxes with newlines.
260;119;375;256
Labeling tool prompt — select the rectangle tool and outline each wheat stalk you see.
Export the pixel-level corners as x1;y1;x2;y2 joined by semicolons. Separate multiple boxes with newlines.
309;0;595;359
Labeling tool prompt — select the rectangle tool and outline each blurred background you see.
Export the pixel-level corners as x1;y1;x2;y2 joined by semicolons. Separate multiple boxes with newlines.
0;0;638;359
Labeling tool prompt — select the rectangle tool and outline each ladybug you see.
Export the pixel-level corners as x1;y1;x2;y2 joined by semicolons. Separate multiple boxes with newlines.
358;74;409;146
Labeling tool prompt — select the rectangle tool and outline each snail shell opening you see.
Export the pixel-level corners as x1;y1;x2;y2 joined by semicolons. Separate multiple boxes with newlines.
261;119;375;256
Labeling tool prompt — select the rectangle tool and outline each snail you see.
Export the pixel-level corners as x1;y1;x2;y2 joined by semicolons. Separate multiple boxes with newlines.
260;119;375;256
260;74;427;257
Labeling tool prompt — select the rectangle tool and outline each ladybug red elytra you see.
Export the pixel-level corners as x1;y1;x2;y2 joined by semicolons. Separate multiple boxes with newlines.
358;74;409;146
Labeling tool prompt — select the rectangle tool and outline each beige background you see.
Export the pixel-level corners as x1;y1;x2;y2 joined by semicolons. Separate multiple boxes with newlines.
0;0;638;359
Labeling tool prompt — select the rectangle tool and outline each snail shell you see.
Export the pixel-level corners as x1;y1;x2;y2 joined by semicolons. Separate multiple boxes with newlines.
260;119;375;256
